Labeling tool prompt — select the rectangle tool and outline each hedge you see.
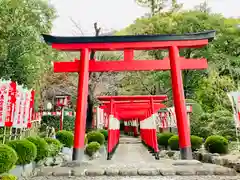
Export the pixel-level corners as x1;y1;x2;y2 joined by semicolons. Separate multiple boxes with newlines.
168;135;203;151
85;142;100;156
87;131;105;145
204;135;228;154
190;135;203;151
0;174;17;180
44;138;62;157
99;129;108;141
0;144;18;174
157;132;174;149
7;139;37;165
168;135;179;150
56;130;74;148
27;137;49;162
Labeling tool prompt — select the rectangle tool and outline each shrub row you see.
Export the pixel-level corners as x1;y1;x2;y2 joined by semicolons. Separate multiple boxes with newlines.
0;137;62;175
157;132;228;154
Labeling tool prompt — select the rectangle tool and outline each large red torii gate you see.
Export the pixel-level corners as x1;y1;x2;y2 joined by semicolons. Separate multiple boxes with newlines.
42;30;215;160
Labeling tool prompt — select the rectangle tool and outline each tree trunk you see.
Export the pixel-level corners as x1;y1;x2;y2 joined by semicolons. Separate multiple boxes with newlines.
85;23;101;131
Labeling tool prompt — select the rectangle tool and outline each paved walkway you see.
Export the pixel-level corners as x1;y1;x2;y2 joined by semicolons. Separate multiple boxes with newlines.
112;136;155;163
30;136;239;179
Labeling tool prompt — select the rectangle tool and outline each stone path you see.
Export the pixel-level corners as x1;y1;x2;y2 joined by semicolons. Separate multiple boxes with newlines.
30;136;239;179
30;176;240;180
112;136;155;163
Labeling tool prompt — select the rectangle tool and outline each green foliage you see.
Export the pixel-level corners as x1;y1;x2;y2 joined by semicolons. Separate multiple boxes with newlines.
85;142;101;156
56;130;74;148
7;139;37;165
0;0;58;108
191;110;236;139
195;70;235;112
117;10;240;113
157;132;174;148
168;135;179;150
99;129;108;141
0;174;17;180
62;116;75;131
209;111;236;139
44;138;62;157
135;0;182;15
87;131;105;145
186;99;204;121
41;115;75;131
204;135;229;154
0;144;18;174
190;135;203;151
26;137;49;162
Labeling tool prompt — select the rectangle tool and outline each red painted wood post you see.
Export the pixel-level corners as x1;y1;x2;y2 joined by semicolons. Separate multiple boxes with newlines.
150;97;159;158
107;99;114;160
72;48;90;161
169;46;192;160
59;106;63;130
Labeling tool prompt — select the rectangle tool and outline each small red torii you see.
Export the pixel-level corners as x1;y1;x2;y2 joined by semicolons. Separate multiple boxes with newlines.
42;30;215;160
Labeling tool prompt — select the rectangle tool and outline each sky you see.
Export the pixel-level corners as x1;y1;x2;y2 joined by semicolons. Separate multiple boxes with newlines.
49;0;239;36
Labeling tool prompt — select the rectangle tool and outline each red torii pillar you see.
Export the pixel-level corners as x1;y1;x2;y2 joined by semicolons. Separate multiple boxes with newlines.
42;31;215;160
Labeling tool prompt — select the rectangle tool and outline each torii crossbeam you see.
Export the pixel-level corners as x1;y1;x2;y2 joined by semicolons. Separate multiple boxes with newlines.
42;30;215;161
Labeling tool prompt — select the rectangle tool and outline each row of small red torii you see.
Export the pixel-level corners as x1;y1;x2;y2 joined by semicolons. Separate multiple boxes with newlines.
42;30;215;160
94;98;193;132
96;95;192;159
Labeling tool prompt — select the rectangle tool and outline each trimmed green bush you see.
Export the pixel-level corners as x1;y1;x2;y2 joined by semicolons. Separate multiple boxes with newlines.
87;131;105;145
7;139;37;165
190;135;203;151
56;130;74;148
99;129;108;141
27;137;49;162
0;144;18;174
204;135;228;154
168;135;179;150
1;174;17;180
44;138;62;157
85;142;101;156
157;132;174;149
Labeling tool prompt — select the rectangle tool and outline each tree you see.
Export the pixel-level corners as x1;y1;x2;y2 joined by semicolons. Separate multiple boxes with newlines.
116;9;240;111
0;0;56;86
195;68;235;112
135;0;182;16
0;0;58;108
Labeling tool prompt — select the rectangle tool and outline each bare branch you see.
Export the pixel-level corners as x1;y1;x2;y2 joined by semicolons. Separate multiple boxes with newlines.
69;17;84;36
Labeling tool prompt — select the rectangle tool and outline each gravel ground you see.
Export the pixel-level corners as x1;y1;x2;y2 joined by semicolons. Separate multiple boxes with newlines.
30;176;240;180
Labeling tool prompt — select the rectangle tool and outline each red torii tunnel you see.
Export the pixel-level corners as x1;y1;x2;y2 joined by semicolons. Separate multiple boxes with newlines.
98;95;167;159
42;30;215;161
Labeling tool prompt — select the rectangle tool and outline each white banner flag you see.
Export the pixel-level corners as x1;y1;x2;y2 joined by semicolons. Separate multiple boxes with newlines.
227;92;240;128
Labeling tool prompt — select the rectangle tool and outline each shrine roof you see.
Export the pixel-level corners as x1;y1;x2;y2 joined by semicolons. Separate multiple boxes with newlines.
42;30;215;45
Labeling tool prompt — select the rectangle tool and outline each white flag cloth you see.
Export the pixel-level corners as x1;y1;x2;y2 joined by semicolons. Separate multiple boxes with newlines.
227;92;240;128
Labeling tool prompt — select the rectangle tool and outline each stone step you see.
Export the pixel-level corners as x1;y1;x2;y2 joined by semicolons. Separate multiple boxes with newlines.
119;140;141;144
35;161;238;177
